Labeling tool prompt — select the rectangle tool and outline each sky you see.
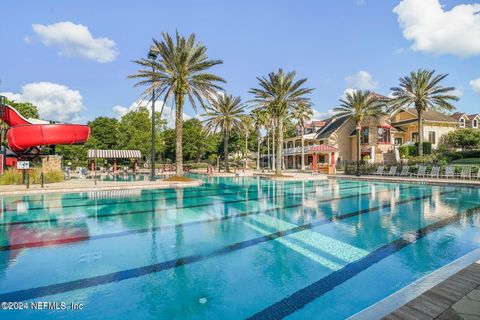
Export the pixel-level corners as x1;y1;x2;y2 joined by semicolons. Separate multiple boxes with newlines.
0;0;479;125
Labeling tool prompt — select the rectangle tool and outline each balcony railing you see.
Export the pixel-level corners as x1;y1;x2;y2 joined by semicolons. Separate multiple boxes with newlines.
283;145;315;155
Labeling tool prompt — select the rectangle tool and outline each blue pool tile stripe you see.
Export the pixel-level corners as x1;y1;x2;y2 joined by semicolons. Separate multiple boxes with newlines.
0;189;450;302
0;184;406;251
0;183;384;227
247;206;480;320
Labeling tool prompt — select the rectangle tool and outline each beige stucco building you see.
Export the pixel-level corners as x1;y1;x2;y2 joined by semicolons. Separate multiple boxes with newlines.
283;107;460;169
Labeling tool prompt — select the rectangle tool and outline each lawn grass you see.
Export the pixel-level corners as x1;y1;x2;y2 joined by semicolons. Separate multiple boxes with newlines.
451;158;480;164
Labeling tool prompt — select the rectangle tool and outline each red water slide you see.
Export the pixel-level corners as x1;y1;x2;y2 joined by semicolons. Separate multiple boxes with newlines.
0;102;90;153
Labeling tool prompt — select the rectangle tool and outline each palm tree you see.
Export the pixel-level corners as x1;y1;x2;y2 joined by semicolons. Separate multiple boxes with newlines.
129;32;225;176
389;69;458;156
203;94;246;173
251;109;268;170
241;115;253;170
291;102;313;170
334;90;384;176
250;69;313;175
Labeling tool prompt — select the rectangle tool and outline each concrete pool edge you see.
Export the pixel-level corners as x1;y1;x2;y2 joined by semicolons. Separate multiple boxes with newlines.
347;248;480;320
330;174;480;188
0;179;203;196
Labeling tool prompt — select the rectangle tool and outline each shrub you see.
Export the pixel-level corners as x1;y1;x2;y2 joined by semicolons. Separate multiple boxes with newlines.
399;145;416;158
417;142;432;155
439;128;480;151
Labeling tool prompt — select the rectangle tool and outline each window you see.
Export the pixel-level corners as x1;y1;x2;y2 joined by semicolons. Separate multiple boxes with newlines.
377;127;390;143
412;132;419;142
474;119;478;128
460;118;465;127
428;131;436;144
361;128;369;144
394;137;403;145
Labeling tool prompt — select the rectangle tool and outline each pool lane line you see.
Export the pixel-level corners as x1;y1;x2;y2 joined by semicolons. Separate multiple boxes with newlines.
0;182;390;227
1;180;336;213
0;184;409;251
0;188;448;302
247;204;480;320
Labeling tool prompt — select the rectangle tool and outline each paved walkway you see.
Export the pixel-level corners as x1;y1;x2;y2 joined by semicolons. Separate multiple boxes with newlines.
383;261;480;320
0;178;203;196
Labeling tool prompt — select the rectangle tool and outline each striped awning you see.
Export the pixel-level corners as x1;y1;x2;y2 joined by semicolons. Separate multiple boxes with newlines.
87;149;142;159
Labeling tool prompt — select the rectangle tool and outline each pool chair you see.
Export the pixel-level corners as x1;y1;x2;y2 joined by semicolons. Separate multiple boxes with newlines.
384;166;398;176
428;166;440;178
412;165;426;178
443;166;455;179
476;168;480;180
399;166;410;177
373;166;384;175
460;166;472;180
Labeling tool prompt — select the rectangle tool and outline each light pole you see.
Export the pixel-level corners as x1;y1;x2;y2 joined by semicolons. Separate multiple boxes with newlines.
148;49;157;181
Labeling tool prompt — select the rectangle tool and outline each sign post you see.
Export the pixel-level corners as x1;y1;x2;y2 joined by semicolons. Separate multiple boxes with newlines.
17;161;30;188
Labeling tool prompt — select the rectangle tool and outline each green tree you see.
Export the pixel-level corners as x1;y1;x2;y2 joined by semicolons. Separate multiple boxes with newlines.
440;128;480;151
203;94;246;172
290;103;313;170
87;117;120;149
182;118;219;162
129;32;225;176
389;69;458;155
117;108;165;161
250;69;313;175
334;90;384;174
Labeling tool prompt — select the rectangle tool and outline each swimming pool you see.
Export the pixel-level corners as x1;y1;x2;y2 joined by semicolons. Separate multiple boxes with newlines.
0;176;479;319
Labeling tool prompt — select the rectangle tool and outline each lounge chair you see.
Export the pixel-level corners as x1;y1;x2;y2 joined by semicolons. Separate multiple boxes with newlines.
412;165;426;178
399;166;410;177
384;166;398;176
443;166;455;179
373;166;384;175
476;168;480;180
428;166;440;178
460;166;472;180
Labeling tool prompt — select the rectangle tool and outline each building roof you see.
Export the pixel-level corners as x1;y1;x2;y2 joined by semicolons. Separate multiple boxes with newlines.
451;112;468;120
468;114;480;120
315;116;350;139
393;108;458;125
88;149;142;159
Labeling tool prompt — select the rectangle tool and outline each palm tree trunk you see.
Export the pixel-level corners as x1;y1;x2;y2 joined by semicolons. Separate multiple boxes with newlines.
245;130;248;170
272;124;276;171
224;130;230;173
267;132;270;170
256;130;261;170
417;107;424;156
275;115;284;175
300;126;305;170
175;93;184;176
356;124;361;176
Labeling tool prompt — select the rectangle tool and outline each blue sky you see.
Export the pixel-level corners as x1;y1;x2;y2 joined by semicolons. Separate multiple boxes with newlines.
0;0;479;124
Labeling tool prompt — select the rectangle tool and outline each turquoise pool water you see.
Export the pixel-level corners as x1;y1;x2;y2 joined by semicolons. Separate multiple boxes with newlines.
0;176;479;319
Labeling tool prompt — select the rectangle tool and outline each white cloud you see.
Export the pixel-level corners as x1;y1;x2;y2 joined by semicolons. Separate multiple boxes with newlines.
312;108;334;120
339;88;359;100
450;87;463;98
1;82;85;122
32;21;118;63
393;0;480;57
112;99;191;128
470;78;480;94
345;71;378;90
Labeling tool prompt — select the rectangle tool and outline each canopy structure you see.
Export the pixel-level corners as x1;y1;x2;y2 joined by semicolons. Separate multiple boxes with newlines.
87;149;142;173
87;149;142;159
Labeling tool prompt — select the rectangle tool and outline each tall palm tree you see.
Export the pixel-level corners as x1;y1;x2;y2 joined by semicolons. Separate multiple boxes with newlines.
250;69;313;175
291;102;313;170
389;69;458;156
203;94;246;173
251;109;268;170
241;114;253;170
334;90;384;176
129;32;225;176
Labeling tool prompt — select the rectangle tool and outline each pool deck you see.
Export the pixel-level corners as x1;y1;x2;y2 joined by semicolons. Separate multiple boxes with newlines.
0;178;203;196
383;260;480;320
332;174;480;187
